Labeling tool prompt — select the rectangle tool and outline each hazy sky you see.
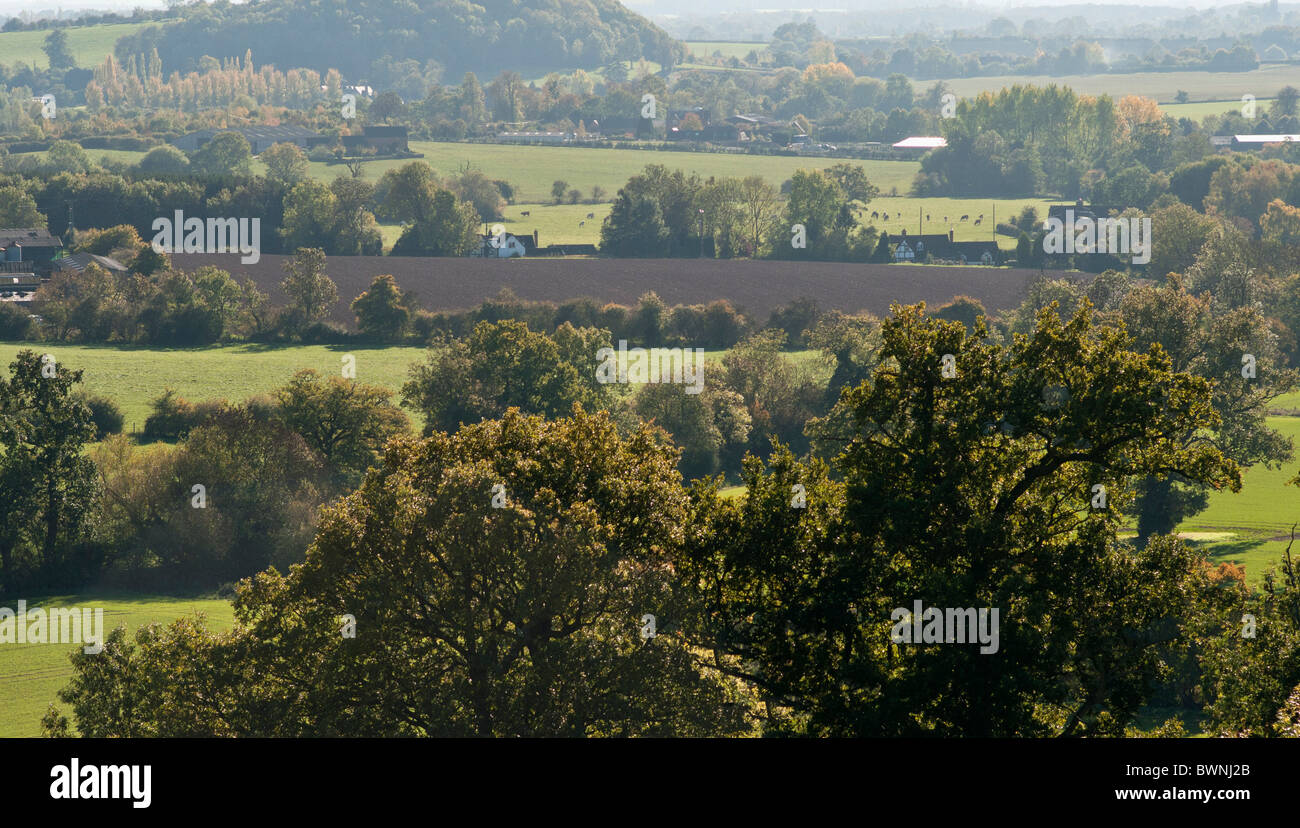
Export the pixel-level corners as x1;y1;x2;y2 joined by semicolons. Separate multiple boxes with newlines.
0;0;1242;16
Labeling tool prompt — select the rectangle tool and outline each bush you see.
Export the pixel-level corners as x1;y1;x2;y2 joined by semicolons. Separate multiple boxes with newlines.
767;298;822;348
0;302;34;340
409;309;450;343
299;320;353;344
932;295;986;333
308;145;337;162
78;393;125;439
142;389;193;441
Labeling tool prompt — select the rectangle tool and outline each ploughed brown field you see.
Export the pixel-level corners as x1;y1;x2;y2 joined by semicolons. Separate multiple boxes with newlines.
172;254;1070;328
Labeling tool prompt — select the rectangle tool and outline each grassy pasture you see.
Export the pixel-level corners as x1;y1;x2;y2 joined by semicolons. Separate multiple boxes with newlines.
0;23;150;70
934;65;1300;105
389;196;1046;251
0;342;427;430
1160;98;1276;121
498;201;614;246
684;41;766;60
0;592;234;737
851;197;1058;248
307;141;921;204
0;342;823;433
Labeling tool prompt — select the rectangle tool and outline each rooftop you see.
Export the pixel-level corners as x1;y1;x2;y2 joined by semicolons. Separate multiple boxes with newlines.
0;228;63;248
53;252;128;273
892;136;948;149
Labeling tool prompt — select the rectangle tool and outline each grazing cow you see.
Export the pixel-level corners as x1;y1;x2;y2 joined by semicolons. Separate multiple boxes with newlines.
882;212;889;221
925;214;930;221
978;214;984;219
960;214;969;221
587;212;595;219
943;216;948;222
579;220;585;226
974;218;982;226
521;210;530;216
871;211;879;219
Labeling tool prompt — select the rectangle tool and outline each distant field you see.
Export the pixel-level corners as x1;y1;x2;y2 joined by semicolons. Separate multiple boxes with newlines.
523;59;661;85
0;342;426;429
0;22;150;69
495;198;1043;251
19;143;919;206
499;202;614;246
685;41;765;60
303;142;921;204
0;341;823;432
0;592;234;737
80;148;157;164
852;197;1057;248
1176;414;1300;586
934;64;1300;104
1161;98;1276;121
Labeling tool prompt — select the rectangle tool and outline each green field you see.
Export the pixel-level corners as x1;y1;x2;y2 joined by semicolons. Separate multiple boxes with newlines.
309;141;921;204
1177;415;1300;585
18;141;919;216
498;201;613;246
0;592;234;737
852;197;1056;248
935;64;1300;105
0;342;824;433
0;342;427;430
0;23;150;70
1161;98;1277;121
685;41;765;61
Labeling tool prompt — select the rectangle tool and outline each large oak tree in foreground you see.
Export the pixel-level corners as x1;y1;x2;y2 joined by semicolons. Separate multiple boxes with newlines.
682;302;1244;736
46;408;753;736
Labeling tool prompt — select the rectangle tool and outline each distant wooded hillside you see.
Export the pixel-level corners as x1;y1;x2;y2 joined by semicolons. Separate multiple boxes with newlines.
113;0;684;82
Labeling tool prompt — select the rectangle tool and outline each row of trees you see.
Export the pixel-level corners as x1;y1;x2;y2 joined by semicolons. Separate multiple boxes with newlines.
1;150;491;259
13;244;336;346
599;162;878;260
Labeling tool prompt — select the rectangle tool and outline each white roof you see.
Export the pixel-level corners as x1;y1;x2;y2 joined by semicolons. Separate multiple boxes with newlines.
892;136;948;149
1233;134;1300;143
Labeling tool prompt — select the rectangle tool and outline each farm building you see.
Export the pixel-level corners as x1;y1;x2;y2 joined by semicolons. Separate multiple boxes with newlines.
474;231;536;258
1230;134;1300;149
52;252;128;274
888;229;1002;265
0;228;64;274
892;136;948;157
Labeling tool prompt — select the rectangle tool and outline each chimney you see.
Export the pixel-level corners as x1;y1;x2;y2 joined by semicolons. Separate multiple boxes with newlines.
533;230;539;249
948;229;954;242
